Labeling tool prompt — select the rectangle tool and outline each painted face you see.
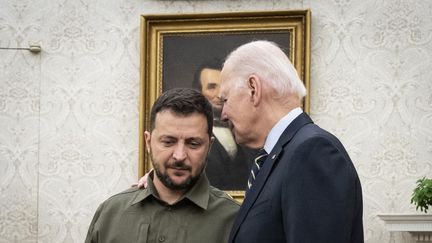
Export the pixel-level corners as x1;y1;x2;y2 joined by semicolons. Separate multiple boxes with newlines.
200;68;222;109
145;110;211;191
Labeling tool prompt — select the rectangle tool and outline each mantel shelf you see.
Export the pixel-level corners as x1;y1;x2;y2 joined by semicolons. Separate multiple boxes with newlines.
378;214;432;242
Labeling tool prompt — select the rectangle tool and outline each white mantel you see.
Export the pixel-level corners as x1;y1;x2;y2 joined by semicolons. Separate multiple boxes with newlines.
378;214;432;242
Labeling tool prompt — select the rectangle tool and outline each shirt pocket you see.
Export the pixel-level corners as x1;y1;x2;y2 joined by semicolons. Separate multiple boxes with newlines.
115;213;150;243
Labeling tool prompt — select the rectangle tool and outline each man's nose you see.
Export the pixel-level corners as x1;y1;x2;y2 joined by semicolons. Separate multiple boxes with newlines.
173;143;187;161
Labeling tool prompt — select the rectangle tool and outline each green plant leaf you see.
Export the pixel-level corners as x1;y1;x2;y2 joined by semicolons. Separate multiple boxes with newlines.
411;177;432;214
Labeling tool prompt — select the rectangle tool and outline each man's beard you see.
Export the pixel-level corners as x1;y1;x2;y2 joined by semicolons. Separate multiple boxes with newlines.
152;156;202;191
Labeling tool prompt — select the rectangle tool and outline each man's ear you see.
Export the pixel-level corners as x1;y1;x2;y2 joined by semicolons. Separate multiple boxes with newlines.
247;75;262;106
144;131;151;153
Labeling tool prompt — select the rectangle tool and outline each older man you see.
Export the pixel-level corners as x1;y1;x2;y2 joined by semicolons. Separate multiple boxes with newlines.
192;58;256;190
218;40;364;243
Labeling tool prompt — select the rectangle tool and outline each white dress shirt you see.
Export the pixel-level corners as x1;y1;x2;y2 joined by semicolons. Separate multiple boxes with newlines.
263;107;303;153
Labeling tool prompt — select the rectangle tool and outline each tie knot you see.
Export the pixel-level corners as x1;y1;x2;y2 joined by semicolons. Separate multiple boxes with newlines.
254;148;268;167
247;148;269;190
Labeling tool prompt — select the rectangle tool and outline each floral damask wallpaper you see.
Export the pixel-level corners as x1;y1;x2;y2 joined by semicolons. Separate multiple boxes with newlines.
0;0;431;242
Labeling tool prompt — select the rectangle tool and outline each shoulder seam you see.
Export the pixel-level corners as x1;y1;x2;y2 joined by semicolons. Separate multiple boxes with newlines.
209;187;241;206
104;187;142;201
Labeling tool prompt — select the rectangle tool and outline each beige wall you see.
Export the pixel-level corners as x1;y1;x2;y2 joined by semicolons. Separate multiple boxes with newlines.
1;0;431;242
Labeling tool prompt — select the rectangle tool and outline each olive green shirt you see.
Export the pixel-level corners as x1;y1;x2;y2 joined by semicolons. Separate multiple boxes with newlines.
85;173;240;243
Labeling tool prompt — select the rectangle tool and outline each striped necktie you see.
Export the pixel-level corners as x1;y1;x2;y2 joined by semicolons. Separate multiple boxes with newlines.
247;148;268;190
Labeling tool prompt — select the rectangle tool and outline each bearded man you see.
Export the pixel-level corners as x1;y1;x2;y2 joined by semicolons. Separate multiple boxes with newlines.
85;88;239;243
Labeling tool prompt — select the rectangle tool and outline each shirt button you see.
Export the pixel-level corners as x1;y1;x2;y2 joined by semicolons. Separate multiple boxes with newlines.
158;236;165;242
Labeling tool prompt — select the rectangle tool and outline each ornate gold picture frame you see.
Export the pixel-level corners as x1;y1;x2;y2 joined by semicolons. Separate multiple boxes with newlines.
139;10;311;201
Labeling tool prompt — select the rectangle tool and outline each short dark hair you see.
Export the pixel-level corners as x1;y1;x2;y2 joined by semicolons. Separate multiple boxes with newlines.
192;57;224;91
150;88;213;137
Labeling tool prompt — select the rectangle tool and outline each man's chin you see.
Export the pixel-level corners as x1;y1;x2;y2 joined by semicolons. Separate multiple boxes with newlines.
162;174;195;190
155;167;202;191
168;177;190;188
232;134;253;148
234;137;260;149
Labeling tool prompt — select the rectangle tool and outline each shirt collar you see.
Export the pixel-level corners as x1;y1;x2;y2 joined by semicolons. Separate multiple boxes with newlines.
182;173;210;209
131;171;210;210
264;107;303;153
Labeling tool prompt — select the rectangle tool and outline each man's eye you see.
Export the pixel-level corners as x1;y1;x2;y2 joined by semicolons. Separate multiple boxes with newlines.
207;83;218;90
161;140;174;146
188;141;202;149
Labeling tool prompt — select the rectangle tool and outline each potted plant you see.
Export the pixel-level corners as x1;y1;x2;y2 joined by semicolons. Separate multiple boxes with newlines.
411;177;432;213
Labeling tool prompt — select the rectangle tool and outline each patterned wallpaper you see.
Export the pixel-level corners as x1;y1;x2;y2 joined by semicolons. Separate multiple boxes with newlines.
0;0;431;242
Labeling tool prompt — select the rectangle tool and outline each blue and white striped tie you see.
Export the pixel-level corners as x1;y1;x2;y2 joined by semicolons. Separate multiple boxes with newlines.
247;148;268;190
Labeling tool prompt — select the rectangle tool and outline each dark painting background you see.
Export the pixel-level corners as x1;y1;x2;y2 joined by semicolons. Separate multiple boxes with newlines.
162;31;291;90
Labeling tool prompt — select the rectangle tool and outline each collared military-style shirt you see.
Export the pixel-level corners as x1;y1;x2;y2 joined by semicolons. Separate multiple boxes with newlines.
85;173;240;243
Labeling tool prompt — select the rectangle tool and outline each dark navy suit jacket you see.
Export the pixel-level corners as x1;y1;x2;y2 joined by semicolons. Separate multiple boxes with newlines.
228;113;364;243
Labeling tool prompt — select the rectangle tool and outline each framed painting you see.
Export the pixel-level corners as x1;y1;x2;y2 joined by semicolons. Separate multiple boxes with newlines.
139;10;311;201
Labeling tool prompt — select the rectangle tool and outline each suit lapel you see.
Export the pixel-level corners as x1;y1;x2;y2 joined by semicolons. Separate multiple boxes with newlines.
228;113;313;242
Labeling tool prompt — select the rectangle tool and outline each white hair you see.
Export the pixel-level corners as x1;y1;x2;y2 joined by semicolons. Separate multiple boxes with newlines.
221;40;306;99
